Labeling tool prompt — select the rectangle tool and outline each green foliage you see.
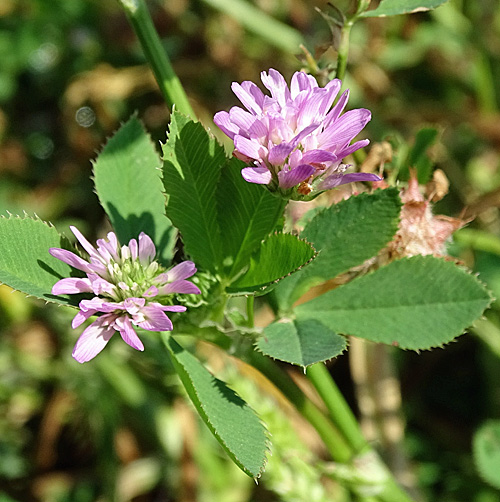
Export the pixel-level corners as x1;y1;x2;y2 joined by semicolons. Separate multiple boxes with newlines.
398;127;439;183
162;112;225;273
163;334;268;478
360;0;449;17
217;157;285;279
295;256;492;350
473;420;500;490
0;215;76;306
93;116;175;264
1;0;499;499
224;367;332;502
274;189;402;311
161;110;299;293
227;233;316;295
0;0;100;103
257;319;347;367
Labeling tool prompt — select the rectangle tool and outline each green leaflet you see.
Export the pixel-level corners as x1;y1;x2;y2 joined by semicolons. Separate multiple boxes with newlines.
217;156;285;279
162;112;225;273
274;189;401;312
473;420;500;490
162;113;287;278
0;215;77;306
227;233;316;295
360;0;448;17
93;115;175;264
162;334;268;478
295;256;492;350
257;319;347;367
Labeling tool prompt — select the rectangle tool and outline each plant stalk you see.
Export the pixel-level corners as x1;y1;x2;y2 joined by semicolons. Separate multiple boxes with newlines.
243;299;352;460
335;19;353;81
335;0;372;81
246;351;414;502
118;0;195;116
307;362;367;452
246;295;255;328
246;350;354;463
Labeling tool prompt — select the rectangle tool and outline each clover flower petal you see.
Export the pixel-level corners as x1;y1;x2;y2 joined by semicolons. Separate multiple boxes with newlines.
214;68;381;199
72;316;116;363
50;228;200;363
51;277;93;295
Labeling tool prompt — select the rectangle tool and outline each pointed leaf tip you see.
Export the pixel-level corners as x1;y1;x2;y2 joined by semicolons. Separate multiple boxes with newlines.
258;319;347;367
93;114;175;264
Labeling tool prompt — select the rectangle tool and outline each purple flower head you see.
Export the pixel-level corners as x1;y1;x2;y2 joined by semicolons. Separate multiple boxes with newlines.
49;226;200;363
214;69;381;200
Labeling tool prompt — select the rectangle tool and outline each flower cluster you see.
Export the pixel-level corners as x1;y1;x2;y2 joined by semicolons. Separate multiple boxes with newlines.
214;68;380;199
50;227;200;363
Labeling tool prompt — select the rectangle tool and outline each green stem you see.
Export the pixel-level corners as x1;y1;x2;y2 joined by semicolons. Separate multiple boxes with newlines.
246;352;414;502
376;478;415;502
246;295;255;328
118;0;195;116
473;317;500;359
307;362;367;452
335;0;372;81
335;19;353;81
307;364;414;502
246;350;353;463
210;288;229;324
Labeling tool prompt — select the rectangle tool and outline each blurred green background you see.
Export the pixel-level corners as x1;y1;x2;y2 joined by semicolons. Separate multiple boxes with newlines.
1;0;500;500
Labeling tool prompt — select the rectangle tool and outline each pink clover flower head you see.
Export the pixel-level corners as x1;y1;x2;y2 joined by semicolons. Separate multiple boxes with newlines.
49;226;200;363
214;68;381;200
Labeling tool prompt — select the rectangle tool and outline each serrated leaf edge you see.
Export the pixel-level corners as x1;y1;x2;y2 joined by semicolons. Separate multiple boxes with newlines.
161;110;225;272
254;318;349;369
295;255;494;352
226;232;318;295
90;114;168;237
0;213;80;307
163;334;269;478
